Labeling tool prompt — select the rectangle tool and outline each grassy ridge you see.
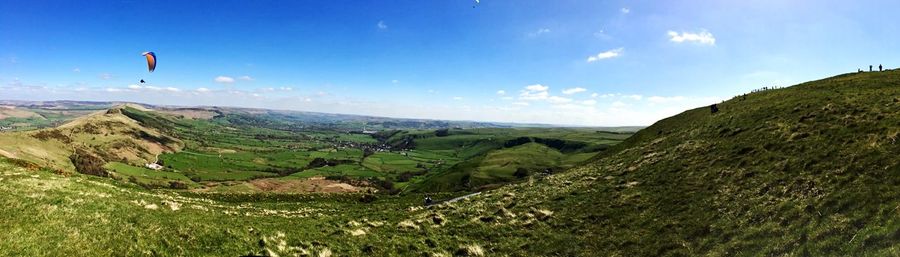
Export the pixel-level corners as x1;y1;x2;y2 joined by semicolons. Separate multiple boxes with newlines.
433;70;900;256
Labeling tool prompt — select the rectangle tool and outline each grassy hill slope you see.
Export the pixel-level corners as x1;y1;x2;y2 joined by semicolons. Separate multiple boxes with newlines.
0;105;182;173
418;70;900;256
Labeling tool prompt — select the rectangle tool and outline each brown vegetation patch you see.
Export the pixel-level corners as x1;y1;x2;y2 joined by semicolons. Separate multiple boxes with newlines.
247;176;368;193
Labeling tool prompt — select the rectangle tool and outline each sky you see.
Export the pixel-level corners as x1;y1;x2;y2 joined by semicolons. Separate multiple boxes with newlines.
2;0;899;126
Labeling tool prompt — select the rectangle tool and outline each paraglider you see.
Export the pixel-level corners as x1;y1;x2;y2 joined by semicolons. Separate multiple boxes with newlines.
473;0;479;8
142;52;156;72
140;51;156;83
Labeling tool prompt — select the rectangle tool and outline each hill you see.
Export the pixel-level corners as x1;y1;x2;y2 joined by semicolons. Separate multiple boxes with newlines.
0;105;182;173
414;70;900;255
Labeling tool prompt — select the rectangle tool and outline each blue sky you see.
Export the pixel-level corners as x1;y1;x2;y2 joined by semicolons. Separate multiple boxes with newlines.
2;0;899;126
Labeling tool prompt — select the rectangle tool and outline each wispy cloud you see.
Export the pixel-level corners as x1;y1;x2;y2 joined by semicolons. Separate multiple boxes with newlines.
377;20;388;30
667;30;716;45
99;73;113;80
496;90;506;95
452;96;463;101
238;75;253;81
527;28;551;37
586;48;623;62
214;76;235;84
72;68;80;73
562;87;587;95
620;7;630;14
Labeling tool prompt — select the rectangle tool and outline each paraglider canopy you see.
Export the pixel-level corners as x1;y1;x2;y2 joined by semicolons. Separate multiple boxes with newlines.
142;52;156;72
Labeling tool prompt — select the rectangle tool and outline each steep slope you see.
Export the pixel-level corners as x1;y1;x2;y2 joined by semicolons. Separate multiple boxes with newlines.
0;105;182;173
411;70;900;256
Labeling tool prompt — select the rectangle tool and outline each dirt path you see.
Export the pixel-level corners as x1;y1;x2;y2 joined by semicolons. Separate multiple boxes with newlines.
427;192;481;207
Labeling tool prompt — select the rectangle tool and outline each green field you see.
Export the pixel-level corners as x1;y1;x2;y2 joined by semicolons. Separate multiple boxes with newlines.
104;162;198;188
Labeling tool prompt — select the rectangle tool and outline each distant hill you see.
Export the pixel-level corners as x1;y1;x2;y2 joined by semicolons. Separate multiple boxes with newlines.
0;100;643;131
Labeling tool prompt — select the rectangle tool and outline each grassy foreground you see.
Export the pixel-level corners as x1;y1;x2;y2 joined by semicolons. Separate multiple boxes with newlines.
0;157;566;256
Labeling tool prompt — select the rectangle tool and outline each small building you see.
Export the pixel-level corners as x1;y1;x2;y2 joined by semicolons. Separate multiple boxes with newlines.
145;163;163;170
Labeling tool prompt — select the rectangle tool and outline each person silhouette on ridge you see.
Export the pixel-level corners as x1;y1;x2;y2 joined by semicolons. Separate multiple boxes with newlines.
880;64;883;72
870;65;873;72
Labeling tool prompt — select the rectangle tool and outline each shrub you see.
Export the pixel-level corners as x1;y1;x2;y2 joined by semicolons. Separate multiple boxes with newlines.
69;148;107;177
434;128;449;137
513;167;530;178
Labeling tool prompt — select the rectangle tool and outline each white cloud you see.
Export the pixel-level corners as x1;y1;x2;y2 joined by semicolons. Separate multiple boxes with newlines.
519;84;550;100
72;68;80;73
195;87;211;93
562;87;587;95
127;84;142;89
581;99;597;105
279;86;293;91
214;76;235;84
501;96;514;101
239;75;253;81
377;20;387;29
547;96;572;104
620;7;630;14
392;79;399;84
512;101;529;106
591;93;599;98
452;96;463;101
105;87;123;92
99;73;113;80
586;48;623;62
524;84;549;92
667;30;716;45
528;28;551;37
496;90;506;95
165;87;181;92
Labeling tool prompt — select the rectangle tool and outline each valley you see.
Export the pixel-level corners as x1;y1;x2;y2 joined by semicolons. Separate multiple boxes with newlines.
0;102;631;195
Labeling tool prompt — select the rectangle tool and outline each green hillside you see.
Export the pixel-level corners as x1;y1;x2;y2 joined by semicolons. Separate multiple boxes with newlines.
418;70;900;256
